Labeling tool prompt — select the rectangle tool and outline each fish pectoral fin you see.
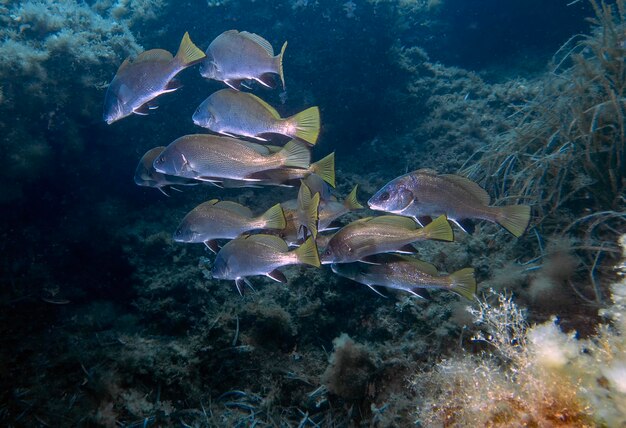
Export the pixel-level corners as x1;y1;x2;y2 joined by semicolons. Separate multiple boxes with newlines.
204;240;220;254
366;284;388;298
267;269;288;283
224;79;243;90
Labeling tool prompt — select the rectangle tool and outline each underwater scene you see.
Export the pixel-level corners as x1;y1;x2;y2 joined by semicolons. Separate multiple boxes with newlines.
1;0;626;426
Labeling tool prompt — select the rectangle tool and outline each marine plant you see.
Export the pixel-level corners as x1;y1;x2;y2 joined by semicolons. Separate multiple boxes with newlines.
460;0;626;303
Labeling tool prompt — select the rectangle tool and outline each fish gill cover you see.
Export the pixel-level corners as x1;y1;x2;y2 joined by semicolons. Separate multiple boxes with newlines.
0;0;625;426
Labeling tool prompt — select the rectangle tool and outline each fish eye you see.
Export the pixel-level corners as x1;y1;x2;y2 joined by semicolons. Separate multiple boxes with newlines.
158;155;165;163
323;249;332;256
380;192;390;201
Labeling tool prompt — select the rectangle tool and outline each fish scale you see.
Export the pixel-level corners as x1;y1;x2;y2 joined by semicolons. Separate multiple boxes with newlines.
369;170;531;237
153;135;310;182
407;173;493;220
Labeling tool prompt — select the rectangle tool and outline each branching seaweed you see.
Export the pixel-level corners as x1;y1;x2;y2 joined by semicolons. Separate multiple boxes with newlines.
462;0;625;219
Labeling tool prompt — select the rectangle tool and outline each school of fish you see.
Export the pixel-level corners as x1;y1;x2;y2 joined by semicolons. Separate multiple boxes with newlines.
106;29;533;299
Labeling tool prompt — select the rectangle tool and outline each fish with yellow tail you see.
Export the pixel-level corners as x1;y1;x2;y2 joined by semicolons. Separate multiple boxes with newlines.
200;30;287;90
296;181;321;240
320;214;454;265
249;151;335;187
368;169;531;237
173;200;286;253
211;235;320;294
103;32;205;124
193;89;320;145
153;135;310;183
331;254;477;300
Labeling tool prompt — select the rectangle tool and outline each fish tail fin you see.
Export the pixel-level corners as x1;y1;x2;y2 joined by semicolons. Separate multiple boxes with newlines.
276;41;287;89
280;139;311;169
495;205;531;237
448;268;477;300
301;189;320;239
420;215;454;242
294;236;321;268
287;107;320;145
310;152;335;187
343;184;364;210
175;32;206;67
259;203;286;230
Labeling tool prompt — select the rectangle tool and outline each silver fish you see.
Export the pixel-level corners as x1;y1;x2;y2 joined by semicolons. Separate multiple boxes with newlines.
152;135;310;182
103;32;205;124
211;234;320;294
368;169;531;237
134;147;199;195
200;30;287;90
331;254;477;300
193;89;320;145
320;215;453;265
173;200;286;253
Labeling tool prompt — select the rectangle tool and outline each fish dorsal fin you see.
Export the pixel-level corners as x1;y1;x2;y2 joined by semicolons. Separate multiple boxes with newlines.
117;58;132;72
441;174;490;205
367;215;417;229
214;201;253;217
134;49;173;63
245;234;289;251
395;255;439;276
240;31;274;56
247;93;281;119
414;168;438;175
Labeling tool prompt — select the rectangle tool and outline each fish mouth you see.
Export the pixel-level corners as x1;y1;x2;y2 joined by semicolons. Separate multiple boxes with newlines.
367;198;385;211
